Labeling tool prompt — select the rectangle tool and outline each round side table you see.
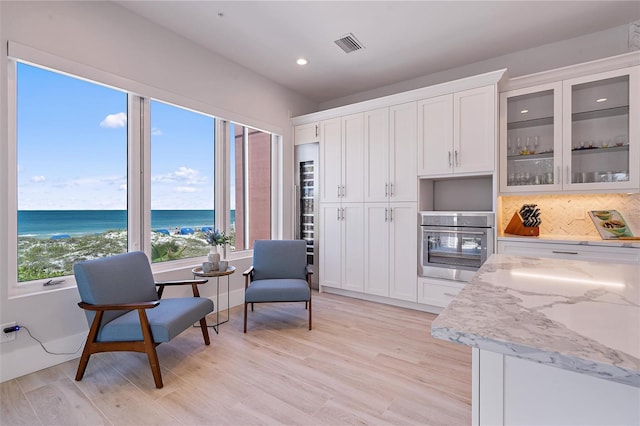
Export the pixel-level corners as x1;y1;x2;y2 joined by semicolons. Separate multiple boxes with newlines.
192;266;236;334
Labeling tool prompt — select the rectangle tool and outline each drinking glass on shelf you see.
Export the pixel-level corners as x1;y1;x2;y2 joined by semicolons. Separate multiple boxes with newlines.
534;136;539;153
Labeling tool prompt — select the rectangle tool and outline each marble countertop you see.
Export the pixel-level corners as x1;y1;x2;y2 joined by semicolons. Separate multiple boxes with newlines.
431;254;640;387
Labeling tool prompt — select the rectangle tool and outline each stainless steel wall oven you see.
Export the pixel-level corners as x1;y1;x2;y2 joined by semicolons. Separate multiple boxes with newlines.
420;212;494;282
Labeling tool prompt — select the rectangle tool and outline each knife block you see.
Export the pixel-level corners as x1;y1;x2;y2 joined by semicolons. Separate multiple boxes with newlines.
504;212;539;236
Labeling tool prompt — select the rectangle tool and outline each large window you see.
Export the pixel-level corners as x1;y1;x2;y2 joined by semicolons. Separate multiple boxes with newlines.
150;100;215;263
16;63;128;282
11;59;278;286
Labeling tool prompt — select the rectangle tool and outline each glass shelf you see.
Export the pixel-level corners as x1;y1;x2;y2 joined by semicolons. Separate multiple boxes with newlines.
572;105;629;122
507;116;554;130
507;151;554;161
571;144;628;154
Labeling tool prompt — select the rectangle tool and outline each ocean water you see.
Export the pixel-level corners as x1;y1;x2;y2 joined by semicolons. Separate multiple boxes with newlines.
18;210;235;238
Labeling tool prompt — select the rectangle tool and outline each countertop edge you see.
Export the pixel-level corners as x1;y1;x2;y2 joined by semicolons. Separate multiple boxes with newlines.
431;323;640;388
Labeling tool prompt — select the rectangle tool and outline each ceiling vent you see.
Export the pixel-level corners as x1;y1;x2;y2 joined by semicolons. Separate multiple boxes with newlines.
334;33;365;54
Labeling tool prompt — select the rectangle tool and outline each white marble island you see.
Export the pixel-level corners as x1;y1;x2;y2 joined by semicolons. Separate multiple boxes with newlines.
432;254;640;426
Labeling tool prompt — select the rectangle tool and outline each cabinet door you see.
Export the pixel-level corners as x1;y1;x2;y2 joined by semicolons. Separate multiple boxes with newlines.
319;118;342;203
294;122;319;145
342;203;365;292
342;113;365;203
562;66;639;191
364;203;390;297
364;108;390;203
499;82;563;193
389;203;418;302
389;102;417;202
453;85;496;174
417;94;453;176
318;203;342;289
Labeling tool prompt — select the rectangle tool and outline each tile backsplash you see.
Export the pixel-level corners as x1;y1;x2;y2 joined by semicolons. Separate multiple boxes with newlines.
498;193;640;237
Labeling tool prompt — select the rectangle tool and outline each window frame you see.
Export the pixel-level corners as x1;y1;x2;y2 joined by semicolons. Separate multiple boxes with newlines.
6;43;282;296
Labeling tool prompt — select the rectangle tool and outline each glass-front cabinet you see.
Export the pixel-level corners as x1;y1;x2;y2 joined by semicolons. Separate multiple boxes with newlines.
500;66;639;193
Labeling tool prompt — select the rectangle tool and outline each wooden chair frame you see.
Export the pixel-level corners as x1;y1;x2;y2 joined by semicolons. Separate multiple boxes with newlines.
76;279;209;389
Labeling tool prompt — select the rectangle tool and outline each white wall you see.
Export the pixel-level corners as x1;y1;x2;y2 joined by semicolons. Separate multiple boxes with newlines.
320;24;634;110
0;0;316;382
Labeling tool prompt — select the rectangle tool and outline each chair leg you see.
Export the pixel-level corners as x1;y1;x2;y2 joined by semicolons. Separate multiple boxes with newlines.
75;310;104;382
243;302;248;333
199;318;210;345
308;298;312;330
75;345;92;381
138;309;163;389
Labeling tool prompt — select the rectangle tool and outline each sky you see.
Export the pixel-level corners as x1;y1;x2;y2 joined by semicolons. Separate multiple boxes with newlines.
17;62;228;211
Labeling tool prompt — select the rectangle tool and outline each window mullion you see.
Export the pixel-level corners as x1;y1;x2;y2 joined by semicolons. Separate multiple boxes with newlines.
127;95;150;255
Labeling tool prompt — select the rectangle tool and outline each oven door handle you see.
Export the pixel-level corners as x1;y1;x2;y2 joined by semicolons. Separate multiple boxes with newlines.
425;229;487;235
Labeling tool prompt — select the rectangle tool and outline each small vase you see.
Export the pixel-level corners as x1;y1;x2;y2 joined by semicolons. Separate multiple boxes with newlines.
208;246;220;270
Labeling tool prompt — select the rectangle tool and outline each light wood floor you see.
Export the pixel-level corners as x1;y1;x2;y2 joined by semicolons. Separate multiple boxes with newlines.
0;291;471;425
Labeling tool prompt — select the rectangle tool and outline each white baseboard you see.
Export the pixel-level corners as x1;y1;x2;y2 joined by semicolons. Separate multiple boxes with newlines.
0;330;86;383
320;286;441;314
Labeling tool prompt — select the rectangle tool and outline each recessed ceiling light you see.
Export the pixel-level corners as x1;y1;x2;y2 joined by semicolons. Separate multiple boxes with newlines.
296;58;308;66
596;98;607;103
520;109;529;114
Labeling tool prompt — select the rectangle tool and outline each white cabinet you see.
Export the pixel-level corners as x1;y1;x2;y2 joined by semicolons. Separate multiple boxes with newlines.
294;122;319;145
319;203;365;292
319;114;364;203
364;203;418;301
497;240;640;264
417;277;465;311
418;85;496;176
500;66;639;193
364;102;418;203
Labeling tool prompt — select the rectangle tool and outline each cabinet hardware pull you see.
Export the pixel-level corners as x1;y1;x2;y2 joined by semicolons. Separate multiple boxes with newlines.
444;293;457;298
423;229;486;235
552;250;578;255
337;185;341;198
384;208;388;222
385;183;388;197
342;185;345;198
389;182;394;196
448;151;452;167
315;125;318;137
337;208;340;221
389;209;393;222
341;208;345;220
455;150;459;166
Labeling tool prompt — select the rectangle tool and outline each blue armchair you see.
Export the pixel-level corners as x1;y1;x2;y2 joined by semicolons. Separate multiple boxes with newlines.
73;251;214;388
243;240;313;332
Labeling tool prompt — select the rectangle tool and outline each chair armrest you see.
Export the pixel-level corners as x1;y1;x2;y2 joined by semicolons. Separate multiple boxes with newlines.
155;279;208;286
156;279;208;299
78;301;160;311
243;266;254;289
305;265;313;275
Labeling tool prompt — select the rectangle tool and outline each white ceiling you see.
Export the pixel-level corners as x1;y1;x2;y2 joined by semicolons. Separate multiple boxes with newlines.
116;1;640;104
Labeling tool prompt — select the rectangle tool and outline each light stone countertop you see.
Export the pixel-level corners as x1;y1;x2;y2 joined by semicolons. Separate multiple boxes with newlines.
431;254;640;387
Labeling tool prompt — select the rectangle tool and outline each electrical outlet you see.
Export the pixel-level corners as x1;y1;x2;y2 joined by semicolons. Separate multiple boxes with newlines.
1;322;17;343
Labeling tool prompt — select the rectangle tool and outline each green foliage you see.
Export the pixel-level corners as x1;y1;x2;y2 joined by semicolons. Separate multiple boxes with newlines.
151;240;186;262
204;228;232;246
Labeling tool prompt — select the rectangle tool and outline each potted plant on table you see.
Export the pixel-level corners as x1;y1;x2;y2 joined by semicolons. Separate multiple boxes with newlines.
204;229;232;267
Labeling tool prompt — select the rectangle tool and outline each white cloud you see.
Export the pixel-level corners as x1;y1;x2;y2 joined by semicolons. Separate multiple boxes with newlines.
152;166;206;185
176;186;197;193
151;127;163;136
100;112;127;128
30;175;46;182
119;183;127;191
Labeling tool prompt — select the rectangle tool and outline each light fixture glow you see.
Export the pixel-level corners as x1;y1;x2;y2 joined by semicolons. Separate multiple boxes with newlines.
296;58;308;66
510;270;625;288
596;98;608;103
520;109;529;114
